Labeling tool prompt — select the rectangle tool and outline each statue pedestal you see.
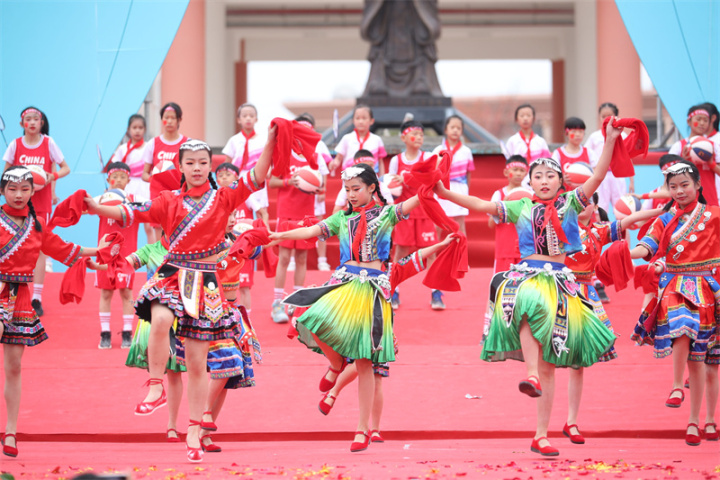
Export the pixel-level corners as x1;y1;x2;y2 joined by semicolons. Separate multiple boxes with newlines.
357;96;452;108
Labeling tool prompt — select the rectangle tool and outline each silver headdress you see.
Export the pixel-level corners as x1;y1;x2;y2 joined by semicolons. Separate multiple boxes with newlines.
179;139;211;152
341;166;365;181
2;167;33;184
530;157;562;173
663;162;694;176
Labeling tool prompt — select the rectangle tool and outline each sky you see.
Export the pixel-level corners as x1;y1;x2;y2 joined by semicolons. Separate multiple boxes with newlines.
248;59;655;121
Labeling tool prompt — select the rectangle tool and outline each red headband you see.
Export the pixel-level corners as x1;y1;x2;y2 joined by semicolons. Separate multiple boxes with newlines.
164;105;176;112
505;161;528;171
687;109;709;120
21;108;41;119
106;166;129;177
353;156;375;165
661;160;679;172
297;120;313;130
402;126;423;136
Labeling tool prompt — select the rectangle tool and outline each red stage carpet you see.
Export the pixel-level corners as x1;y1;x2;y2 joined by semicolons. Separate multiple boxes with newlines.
1;269;718;479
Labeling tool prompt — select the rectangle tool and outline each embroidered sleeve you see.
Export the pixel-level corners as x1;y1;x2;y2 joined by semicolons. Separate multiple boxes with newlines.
41;230;82;266
495;198;528;224
121;195;165;227
318;211;343;241
568;186;591;212
128;252;144;270
638;216;668;258
390;251;426;292
592;221;618;247
220;168;265;212
392;203;410;224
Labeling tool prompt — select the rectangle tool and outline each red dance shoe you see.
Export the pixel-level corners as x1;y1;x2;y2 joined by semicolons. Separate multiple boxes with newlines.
187;420;204;463
135;378;167;416
686;423;701;446
350;431;370;452
2;434;18;458
200;434;222;453
318;392;336;416
518;376;542;398
562;423;585;444
684;377;690;389
166;428;181;443
530;437;559;457
370;430;385;443
200;410;217;431
665;388;685;408
319;359;348;392
704;423;719;441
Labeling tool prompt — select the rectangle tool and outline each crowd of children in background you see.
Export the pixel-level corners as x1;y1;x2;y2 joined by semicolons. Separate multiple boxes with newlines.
1;98;719;461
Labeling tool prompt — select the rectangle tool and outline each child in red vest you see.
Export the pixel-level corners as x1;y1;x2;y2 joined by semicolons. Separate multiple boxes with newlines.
551;117;597;174
2;106;71;317
268;122;329;323
387;120;440;310
668;104;720;206
96;163;139;349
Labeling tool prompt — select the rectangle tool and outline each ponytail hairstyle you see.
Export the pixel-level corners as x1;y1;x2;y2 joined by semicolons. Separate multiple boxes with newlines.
26;199;42;232
662;160;706;211
20;106;49;135
341;163;386;216
1;166;41;232
590;192;609;221
160;102;183;120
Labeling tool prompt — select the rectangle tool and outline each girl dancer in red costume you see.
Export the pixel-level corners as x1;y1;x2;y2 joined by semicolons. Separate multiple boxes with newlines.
0;166;101;457
628;161;720;446
85;131;275;463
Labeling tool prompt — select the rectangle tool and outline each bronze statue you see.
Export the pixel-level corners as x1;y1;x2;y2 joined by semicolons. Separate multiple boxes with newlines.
360;0;445;98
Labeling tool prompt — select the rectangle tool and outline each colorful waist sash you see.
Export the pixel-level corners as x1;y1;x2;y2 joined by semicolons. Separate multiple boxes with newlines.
495;259;585;358
0;273;33;284
330;264;391;299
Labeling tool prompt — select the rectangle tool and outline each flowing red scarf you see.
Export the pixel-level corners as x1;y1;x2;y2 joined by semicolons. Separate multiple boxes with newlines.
402;152;468;291
2;204;29;217
239;130;255;171
355;129;369;151
601;116;648;177
96;232;133;289
121;139;144;164
532;193;571;245
520;130;534;163
352;203;376;262
650;199;698;264
48;190;88;230
270;118;320;177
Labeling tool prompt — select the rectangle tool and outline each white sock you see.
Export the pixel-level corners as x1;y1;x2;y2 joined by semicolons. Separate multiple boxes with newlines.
99;312;111;332
318;256;327;263
294;285;303;292
32;284;44;301
122;315;134;332
274;288;284;301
